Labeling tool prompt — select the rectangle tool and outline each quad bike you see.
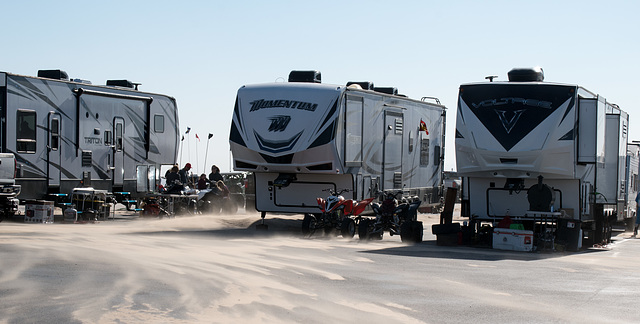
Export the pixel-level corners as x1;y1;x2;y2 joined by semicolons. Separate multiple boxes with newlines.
197;188;238;214
358;190;423;243
140;193;198;218
302;188;375;238
140;181;198;218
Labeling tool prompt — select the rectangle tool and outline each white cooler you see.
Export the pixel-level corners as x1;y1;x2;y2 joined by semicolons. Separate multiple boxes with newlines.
493;228;534;252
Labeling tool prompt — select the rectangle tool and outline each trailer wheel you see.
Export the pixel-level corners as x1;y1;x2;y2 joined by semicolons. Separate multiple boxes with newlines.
302;214;317;237
341;218;356;238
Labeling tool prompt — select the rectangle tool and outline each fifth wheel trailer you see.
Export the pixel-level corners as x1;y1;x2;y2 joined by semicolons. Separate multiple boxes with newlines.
229;71;446;221
455;67;631;248
0;69;180;201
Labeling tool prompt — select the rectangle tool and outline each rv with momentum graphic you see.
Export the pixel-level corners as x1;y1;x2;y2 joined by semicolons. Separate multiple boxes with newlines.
229;70;446;223
456;67;632;248
0;70;180;200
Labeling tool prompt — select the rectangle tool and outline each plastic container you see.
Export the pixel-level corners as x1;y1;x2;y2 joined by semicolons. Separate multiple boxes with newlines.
24;200;54;223
493;228;534;252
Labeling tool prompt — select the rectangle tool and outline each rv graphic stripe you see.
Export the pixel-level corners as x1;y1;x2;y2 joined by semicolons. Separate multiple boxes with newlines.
460;84;575;151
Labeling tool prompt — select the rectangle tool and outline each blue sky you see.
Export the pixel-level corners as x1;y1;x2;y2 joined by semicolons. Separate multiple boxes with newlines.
3;1;639;172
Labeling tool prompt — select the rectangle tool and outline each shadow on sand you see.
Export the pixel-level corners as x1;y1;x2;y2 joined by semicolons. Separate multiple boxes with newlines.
126;215;613;262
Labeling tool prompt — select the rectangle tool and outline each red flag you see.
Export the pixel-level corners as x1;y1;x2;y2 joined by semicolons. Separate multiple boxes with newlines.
196;133;200;141
419;119;429;135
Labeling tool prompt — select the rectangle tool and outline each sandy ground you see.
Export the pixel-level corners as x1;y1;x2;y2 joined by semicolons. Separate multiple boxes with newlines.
3;204;636;323
0;206;450;324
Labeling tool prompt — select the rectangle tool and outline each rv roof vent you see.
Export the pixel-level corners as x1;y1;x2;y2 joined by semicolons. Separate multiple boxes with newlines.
288;70;321;83
106;79;138;89
373;87;398;95
346;81;375;90
38;69;69;81
508;67;544;82
72;78;92;85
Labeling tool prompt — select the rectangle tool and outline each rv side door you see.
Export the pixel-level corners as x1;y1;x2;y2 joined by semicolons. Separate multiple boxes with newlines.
383;111;403;190
47;112;61;188
113;118;125;187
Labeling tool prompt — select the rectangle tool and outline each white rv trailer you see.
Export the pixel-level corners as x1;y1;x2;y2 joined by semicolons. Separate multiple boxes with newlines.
455;67;630;247
230;71;446;220
0;70;180;200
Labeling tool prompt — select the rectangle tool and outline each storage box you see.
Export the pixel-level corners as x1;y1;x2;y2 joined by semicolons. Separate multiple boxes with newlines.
24;200;55;223
493;228;533;252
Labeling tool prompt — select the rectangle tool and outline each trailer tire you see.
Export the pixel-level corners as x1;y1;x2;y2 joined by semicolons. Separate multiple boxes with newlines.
302;214;317;237
341;218;356;238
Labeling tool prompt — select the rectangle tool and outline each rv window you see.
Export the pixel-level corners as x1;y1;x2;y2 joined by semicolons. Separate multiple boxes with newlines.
394;118;403;135
154;115;165;133
104;130;112;146
115;123;123;151
345;96;363;165
420;138;429;166
50;118;60;151
17;110;37;153
408;131;414;152
137;165;148;192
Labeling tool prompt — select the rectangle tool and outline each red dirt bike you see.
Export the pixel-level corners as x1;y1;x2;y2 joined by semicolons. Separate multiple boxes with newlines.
302;188;375;238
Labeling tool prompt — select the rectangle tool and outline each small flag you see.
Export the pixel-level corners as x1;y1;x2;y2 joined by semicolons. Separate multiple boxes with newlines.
185;127;191;134
196;134;200;141
208;133;213;139
419;119;429;135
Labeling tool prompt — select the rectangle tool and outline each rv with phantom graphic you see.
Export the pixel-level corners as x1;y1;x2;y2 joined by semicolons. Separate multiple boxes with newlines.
0;69;180;201
456;67;633;249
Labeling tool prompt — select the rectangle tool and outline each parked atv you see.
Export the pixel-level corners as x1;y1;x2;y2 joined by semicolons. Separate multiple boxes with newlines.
358;191;423;243
197;188;238;214
303;188;374;238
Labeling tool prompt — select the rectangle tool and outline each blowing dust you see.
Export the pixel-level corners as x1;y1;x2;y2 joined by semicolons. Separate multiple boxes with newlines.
0;211;434;323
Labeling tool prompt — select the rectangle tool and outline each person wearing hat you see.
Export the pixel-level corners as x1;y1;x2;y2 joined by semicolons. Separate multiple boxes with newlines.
179;163;192;187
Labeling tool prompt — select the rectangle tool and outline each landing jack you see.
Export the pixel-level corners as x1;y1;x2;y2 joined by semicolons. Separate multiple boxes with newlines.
256;211;268;230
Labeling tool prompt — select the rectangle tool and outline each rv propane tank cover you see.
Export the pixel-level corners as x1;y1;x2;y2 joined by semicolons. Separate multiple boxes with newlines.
508;67;544;82
288;70;321;83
